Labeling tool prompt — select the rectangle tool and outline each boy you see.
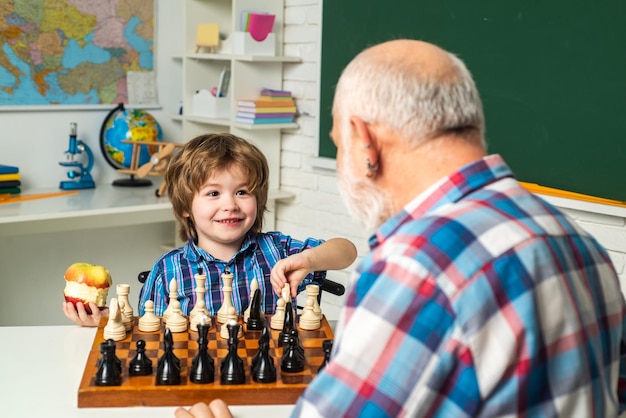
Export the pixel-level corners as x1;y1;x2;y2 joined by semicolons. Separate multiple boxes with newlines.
64;133;356;325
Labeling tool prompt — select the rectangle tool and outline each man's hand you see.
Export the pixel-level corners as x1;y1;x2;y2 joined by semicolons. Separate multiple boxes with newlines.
62;301;108;327
174;400;233;418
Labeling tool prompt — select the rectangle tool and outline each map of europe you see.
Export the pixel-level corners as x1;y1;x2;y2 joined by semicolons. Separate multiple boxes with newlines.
0;0;154;106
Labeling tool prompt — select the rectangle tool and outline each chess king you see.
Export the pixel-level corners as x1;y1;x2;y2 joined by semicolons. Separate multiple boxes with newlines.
63;262;112;314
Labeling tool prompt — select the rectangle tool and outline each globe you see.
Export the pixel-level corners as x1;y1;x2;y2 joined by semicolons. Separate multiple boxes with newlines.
100;103;163;171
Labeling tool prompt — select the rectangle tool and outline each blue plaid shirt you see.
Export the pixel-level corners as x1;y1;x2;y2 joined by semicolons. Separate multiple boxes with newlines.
295;154;626;417
138;231;326;316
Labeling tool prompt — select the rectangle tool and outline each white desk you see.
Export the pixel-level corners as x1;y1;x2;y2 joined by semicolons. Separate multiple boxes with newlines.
0;325;294;417
0;184;174;237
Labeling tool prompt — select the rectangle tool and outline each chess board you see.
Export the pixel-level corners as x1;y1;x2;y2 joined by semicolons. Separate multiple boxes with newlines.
77;315;334;408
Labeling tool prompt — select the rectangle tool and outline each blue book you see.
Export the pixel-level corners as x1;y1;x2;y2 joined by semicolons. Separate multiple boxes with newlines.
0;164;18;174
235;117;294;125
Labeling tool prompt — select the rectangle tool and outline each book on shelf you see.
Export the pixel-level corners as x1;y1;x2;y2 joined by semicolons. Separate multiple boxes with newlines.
0;164;19;175
237;99;295;108
236;111;296;119
260;88;292;98
237;105;296;113
0;187;20;195
0;172;20;182
0;180;20;189
235;117;295;125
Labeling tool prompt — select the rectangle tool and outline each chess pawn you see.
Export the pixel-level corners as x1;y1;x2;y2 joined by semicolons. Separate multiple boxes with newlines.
270;298;286;330
243;278;259;323
138;300;161;332
162;278;178;325
216;267;234;324
116;284;134;331
189;268;209;331
306;284;323;320
166;304;188;333
103;298;127;341
129;339;153;376
299;298;321;330
220;307;242;339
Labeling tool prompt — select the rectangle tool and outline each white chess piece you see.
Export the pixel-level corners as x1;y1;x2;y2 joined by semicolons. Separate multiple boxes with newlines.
299;298;321;330
166;304;188;333
116;284;134;331
243;277;259;323
220;307;242;338
281;282;290;304
190;299;211;331
306;284;323;320
138;300;161;332
162;278;178;325
189;269;210;331
216;268;234;324
270;297;286;330
103;298;126;341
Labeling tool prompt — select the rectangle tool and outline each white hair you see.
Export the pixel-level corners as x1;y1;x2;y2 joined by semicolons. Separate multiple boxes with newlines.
333;46;486;149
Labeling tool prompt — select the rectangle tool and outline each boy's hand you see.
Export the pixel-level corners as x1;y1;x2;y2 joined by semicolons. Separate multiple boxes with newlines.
270;252;311;297
62;300;108;327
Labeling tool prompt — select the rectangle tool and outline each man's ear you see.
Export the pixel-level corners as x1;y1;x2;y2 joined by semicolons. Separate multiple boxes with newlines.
350;116;380;174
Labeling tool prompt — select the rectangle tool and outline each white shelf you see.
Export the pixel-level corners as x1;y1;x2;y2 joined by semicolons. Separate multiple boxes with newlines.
181;0;299;225
188;53;301;63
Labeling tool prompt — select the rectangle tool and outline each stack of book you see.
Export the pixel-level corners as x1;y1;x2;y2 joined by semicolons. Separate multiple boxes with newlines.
0;164;20;195
236;88;296;125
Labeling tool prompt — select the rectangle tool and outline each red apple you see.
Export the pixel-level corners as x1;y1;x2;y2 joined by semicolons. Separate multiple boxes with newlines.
63;262;113;314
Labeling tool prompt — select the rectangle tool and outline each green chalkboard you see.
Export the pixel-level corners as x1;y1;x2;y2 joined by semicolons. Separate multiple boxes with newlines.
319;1;626;201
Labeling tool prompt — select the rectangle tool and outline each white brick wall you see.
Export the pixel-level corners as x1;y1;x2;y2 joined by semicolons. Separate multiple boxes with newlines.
279;1;626;320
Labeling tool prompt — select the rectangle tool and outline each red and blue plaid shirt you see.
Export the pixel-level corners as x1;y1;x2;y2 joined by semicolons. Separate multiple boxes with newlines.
295;154;626;417
138;231;326;316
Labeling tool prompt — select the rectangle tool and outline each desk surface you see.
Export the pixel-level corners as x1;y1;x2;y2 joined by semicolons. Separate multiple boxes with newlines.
0;184;174;236
0;325;294;417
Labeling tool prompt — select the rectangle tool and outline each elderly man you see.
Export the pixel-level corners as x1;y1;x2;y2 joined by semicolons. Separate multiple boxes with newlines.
176;39;626;418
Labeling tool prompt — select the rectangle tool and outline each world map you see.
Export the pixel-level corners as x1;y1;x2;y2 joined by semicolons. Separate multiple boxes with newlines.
0;0;154;106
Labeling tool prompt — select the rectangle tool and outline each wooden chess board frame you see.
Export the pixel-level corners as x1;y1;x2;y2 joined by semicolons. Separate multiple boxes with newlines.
77;316;333;408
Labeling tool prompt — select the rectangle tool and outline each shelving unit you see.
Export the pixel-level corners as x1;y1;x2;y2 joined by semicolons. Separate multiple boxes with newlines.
179;0;301;230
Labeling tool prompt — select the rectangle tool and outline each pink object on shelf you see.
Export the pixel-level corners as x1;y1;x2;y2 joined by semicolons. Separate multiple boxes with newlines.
247;13;275;42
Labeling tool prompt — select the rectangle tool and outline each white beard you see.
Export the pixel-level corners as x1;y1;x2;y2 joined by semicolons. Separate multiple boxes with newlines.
337;154;393;232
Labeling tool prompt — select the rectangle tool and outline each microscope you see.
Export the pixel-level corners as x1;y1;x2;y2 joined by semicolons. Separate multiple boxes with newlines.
59;122;95;190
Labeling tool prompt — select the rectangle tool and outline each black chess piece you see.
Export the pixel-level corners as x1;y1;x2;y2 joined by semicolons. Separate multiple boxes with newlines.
281;334;305;373
279;301;295;346
319;339;333;372
97;339;122;373
156;328;181;385
220;322;245;384
246;288;265;331
129;339;153;376
251;326;270;371
251;326;276;383
95;340;122;386
288;328;305;358
189;322;215;383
